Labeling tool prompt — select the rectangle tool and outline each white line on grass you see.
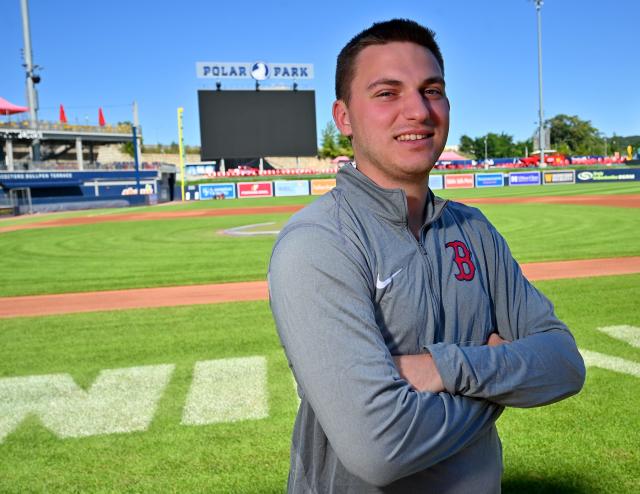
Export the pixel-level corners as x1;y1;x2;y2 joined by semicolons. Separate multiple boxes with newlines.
580;350;640;378
596;325;640;349
222;222;280;236
0;364;174;443
181;356;269;425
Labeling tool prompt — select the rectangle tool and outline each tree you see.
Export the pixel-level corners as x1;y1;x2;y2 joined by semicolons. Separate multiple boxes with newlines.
319;122;339;158
459;135;476;157
514;138;534;157
546;114;602;156
318;121;353;159
457;132;521;159
336;133;354;158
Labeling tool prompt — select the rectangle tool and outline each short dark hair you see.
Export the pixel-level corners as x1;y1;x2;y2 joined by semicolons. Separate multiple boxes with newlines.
335;19;445;103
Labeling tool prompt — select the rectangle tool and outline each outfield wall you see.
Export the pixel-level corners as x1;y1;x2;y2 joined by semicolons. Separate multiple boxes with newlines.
1;168;637;209
187;168;640;201
0;170;175;213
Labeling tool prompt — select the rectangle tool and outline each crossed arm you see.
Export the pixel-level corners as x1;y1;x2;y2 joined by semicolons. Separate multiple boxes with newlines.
396;225;585;408
394;333;507;393
269;223;584;485
269;226;503;486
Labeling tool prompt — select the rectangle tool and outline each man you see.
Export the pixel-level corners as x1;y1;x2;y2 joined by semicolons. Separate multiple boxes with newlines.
269;19;585;493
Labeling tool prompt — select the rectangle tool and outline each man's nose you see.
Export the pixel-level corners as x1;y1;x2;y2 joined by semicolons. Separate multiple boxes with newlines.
402;91;431;122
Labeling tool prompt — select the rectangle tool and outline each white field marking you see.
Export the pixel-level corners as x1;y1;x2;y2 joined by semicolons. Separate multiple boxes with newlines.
596;325;640;349
222;222;280;236
0;364;174;443
181;356;268;425
580;350;640;378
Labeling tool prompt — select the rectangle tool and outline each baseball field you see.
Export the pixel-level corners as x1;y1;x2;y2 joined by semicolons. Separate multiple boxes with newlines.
0;181;639;493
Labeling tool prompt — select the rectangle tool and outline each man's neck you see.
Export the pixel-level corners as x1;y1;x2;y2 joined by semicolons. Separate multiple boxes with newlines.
404;181;429;240
353;162;429;239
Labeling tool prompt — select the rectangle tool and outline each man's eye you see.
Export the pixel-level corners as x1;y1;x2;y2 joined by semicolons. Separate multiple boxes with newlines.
425;88;444;97
376;91;395;98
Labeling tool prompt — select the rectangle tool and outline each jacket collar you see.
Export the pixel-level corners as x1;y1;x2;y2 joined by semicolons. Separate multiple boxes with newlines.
336;163;448;227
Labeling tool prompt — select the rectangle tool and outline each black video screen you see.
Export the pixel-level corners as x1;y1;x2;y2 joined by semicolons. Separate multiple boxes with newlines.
198;90;317;159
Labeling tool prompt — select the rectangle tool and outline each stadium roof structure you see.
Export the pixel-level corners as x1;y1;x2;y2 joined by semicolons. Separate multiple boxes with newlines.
438;150;469;161
0;97;28;116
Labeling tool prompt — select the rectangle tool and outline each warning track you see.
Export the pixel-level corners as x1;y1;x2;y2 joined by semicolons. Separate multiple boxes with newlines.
0;205;305;233
1;194;638;233
1;257;639;319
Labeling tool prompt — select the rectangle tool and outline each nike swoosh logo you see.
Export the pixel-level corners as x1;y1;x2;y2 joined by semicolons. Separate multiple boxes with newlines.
376;268;403;289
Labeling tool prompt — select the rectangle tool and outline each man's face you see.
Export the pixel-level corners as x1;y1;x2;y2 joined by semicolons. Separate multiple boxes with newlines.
333;41;450;187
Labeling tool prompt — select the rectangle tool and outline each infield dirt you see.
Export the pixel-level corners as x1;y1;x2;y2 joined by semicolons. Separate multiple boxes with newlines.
1;194;638;234
1;194;639;318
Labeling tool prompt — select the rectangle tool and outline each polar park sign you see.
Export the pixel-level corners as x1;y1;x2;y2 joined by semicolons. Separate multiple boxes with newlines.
196;62;314;80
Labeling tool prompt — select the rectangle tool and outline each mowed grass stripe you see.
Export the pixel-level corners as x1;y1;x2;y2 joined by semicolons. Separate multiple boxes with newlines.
0;275;638;492
1;181;638;229
0;214;285;296
1;200;639;296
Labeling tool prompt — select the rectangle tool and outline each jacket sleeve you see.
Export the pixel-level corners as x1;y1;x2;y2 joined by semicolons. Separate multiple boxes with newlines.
269;224;503;487
427;221;586;408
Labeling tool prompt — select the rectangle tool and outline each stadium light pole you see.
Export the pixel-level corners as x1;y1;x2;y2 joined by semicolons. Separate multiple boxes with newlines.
534;0;545;167
20;0;41;163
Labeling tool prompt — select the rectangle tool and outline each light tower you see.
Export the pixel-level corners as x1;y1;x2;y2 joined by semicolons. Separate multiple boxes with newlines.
20;0;41;163
534;0;545;167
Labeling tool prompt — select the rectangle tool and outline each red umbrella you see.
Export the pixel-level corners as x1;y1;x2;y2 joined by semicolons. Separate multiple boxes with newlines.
0;96;28;116
98;107;106;127
59;104;68;123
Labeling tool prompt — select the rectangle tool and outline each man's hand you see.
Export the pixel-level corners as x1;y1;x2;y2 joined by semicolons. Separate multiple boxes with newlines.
394;333;508;393
393;354;445;393
487;332;508;347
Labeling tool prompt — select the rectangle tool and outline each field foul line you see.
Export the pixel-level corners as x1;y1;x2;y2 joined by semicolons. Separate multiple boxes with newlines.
0;257;639;318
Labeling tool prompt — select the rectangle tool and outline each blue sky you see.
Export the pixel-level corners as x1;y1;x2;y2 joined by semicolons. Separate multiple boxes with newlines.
2;0;638;148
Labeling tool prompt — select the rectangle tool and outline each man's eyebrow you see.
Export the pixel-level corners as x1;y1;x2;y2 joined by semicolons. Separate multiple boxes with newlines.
366;78;402;91
366;76;446;91
424;76;446;87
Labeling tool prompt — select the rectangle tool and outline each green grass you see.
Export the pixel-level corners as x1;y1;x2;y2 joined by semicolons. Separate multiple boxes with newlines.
1;181;637;229
437;180;640;199
0;214;289;296
0;195;317;228
0;275;638;492
480;204;640;262
0;301;295;493
500;274;640;494
1;197;638;296
1;177;638;492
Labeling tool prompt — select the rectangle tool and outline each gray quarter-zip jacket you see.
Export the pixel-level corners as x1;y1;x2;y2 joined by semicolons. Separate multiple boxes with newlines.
268;163;585;493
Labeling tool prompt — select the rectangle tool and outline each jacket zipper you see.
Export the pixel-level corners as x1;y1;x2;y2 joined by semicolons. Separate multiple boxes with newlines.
406;224;441;346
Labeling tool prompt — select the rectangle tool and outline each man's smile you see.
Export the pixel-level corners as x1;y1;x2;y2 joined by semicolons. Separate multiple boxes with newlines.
395;133;433;142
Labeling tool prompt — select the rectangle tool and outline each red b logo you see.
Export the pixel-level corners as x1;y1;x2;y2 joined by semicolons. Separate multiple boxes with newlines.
445;240;476;281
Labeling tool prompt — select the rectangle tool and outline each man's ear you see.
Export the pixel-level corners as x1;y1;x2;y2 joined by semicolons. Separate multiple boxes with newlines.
332;99;352;137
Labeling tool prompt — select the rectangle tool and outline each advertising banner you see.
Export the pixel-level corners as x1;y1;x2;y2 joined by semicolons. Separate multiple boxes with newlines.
475;173;505;188
543;170;575;185
237;181;273;198
444;174;474;189
199;183;236;200
310;178;337;195
576;168;640;182
274;180;309;197
429;175;444;190
184;184;199;201
186;163;218;177
508;171;541;186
